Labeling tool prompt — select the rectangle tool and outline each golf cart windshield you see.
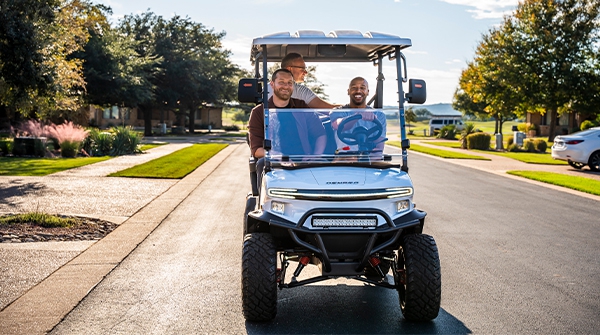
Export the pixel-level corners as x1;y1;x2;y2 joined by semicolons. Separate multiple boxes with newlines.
267;108;400;167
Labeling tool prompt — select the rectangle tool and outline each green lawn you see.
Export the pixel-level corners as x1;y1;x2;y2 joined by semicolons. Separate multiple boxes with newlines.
474;150;567;165
0;156;111;176
388;141;490;160
139;143;167;151
109;143;227;179
507;171;600;196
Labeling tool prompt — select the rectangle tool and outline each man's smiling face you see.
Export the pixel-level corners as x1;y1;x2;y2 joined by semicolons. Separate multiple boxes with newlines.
348;78;369;106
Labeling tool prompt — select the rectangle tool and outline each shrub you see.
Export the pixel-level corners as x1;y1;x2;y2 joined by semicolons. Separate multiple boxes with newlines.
523;140;536;152
459;122;476;149
534;139;548;153
0;139;13;155
82;128;113;156
222;125;240;131
437;124;458;140
466;133;491;150
580;120;597;131
507;143;521;152
110;126;142;156
517;123;528;132
46;121;89;158
507;135;514;146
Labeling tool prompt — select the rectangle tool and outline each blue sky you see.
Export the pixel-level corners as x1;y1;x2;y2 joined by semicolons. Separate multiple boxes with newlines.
97;0;518;106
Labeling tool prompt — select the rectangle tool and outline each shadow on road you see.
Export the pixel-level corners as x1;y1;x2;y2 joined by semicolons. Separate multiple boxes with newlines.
245;284;471;334
0;179;47;208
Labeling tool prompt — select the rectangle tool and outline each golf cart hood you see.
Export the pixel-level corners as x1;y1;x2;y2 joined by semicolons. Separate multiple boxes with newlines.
266;166;413;190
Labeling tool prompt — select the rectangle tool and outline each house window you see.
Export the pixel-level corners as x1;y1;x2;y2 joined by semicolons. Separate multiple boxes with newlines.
559;113;569;126
102;106;130;120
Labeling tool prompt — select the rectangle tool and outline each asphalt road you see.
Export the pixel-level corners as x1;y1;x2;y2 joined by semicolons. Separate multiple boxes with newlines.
51;145;600;334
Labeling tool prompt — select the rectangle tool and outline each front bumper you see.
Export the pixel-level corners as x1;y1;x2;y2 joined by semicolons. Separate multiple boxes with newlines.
248;208;426;273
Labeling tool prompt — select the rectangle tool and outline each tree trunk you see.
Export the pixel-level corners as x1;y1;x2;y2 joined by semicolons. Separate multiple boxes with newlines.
141;105;153;137
547;107;558;142
188;105;196;134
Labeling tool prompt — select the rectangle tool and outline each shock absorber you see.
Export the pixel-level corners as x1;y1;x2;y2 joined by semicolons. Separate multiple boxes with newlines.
368;255;386;278
293;256;311;277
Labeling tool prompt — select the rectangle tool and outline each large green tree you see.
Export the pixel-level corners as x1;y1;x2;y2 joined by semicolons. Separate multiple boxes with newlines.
119;12;238;135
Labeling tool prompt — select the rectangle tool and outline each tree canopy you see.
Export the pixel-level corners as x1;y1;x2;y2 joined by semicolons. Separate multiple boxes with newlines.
453;0;600;140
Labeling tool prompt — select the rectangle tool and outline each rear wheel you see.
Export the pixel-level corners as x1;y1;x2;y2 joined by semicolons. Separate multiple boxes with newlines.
588;151;600;171
568;160;585;169
242;233;277;321
396;234;441;321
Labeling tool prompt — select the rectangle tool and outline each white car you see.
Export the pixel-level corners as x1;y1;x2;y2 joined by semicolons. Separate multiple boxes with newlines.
551;127;600;171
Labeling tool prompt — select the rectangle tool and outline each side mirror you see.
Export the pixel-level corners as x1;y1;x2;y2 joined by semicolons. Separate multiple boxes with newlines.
405;79;426;104
238;78;263;104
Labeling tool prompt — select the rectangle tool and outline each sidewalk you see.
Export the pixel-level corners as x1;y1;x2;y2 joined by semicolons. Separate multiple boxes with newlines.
0;139;244;334
1;137;598;334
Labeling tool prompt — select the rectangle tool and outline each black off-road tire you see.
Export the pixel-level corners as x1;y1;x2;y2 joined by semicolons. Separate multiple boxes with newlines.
243;196;257;236
242;233;277;321
588;151;600;171
396;234;441;321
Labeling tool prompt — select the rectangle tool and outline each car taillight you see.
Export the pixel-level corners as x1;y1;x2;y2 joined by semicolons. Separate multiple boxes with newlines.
565;140;584;145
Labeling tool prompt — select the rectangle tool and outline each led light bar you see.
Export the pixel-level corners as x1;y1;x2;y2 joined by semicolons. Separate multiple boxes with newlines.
312;217;377;227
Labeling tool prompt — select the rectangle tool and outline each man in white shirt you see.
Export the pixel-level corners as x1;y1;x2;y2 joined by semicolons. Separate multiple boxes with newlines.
268;53;338;108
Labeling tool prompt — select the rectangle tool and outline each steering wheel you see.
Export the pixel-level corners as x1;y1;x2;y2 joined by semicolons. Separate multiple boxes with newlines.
336;113;383;150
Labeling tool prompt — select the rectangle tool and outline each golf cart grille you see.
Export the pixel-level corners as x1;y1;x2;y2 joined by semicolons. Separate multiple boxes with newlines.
268;187;413;201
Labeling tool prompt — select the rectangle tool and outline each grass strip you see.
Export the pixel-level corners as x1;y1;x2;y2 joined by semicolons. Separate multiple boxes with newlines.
0;156;111;176
475;150;567;165
139;143;167;152
507;170;600;196
109;143;227;179
0;212;77;228
423;141;462;149
388;142;490;160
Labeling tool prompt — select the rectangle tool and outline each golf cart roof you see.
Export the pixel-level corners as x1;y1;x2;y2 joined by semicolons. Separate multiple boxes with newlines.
250;30;412;63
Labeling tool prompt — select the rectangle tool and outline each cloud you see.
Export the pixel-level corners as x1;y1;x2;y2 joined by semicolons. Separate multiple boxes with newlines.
440;0;518;19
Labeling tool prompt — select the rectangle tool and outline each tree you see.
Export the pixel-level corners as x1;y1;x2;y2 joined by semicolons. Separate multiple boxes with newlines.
119;12;238;135
0;0;60;120
503;0;600;141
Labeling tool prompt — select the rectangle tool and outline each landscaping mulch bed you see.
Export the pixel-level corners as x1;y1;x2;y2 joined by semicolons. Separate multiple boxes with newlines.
0;216;118;243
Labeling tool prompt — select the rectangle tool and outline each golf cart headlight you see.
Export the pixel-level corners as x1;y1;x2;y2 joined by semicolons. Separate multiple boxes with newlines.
396;200;410;213
267;188;297;199
271;201;285;214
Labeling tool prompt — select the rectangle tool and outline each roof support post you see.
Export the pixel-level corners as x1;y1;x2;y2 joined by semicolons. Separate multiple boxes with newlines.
395;46;409;172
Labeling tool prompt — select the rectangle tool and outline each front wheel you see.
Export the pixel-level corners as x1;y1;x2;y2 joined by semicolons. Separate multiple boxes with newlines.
242;233;277;321
568;160;585;169
396;234;441;321
588;151;600;172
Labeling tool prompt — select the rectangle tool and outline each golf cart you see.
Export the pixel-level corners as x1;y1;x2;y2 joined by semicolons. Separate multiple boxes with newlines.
239;30;441;322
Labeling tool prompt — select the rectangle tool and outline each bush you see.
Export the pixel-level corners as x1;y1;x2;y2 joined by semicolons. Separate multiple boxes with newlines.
222;125;240;131
580;120;597;131
46;121;89;158
0;138;13;155
506;135;514;146
466;133;491;150
110;126;142;156
523;140;536;152
459;122;476;149
534;139;548;153
437;124;458;140
507;143;521;152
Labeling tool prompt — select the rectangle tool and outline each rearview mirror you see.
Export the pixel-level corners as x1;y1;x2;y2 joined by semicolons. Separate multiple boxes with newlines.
405;79;426;104
238;78;262;104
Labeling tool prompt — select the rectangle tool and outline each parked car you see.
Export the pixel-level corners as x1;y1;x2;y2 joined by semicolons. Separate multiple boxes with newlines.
551;127;600;171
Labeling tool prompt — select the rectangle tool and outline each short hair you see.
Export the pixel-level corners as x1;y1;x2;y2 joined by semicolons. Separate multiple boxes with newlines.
271;68;293;81
281;53;304;68
350;77;368;88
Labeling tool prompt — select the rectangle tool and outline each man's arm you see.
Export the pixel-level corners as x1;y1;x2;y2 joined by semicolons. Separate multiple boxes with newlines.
307;96;339;109
313;135;326;155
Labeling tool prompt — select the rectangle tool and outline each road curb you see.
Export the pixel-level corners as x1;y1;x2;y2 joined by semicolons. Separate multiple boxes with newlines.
0;143;240;335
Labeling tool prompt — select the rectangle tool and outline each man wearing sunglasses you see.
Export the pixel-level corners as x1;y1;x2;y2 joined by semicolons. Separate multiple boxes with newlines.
268;53;338;108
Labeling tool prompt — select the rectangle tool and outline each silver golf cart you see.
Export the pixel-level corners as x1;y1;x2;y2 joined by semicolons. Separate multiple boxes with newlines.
238;30;441;322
